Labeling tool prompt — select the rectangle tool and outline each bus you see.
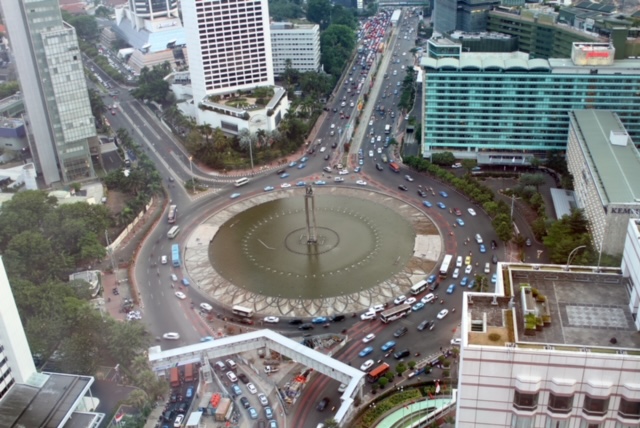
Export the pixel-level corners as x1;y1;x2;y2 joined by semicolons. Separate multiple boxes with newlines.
167;205;178;224
367;363;390;383
379;304;411;324
410;280;429;296
171;244;181;267
167;225;180;239
234;177;250;187
439;254;453;277
231;305;254;318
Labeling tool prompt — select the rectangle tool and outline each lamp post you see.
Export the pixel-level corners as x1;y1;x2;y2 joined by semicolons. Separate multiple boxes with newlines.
564;245;587;271
188;156;195;193
248;138;254;175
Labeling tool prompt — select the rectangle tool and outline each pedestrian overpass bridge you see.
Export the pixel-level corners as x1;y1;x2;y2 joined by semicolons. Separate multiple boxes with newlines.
149;329;365;424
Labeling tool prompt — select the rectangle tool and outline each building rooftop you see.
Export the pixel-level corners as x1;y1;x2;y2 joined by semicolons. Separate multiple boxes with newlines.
465;264;640;354
109;17;185;53
0;372;94;428
570;110;640;204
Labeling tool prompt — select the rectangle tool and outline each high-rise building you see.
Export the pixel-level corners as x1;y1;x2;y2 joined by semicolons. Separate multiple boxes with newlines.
270;22;321;76
434;0;499;34
128;0;179;28
1;0;97;185
420;43;640;157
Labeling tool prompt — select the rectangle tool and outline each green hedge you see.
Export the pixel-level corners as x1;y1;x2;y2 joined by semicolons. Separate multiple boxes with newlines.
357;389;422;427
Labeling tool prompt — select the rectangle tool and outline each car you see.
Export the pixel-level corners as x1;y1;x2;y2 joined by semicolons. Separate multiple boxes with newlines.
456;256;463;268
376;163;384;171
370;137;375;144
354;166;362;173
465;256;471;265
422;200;432;208
452;268;460;279
331;142;337;149
323;154;330;161
362;333;376;343
247;383;258;394
200;336;214;342
439;191;449;198
200;302;213;312
258;393;269;406
437;202;446;209
173;415;185;427
311;316;327;324
525;238;532;247
356;180;367;186
412;302;425;311
339;169;349;175
280;183;292;189
451;338;462;346
492;255;498;264
427;274;437;284
479;244;486;253
405;297;417;305
316;397;331;412
368;150;374;157
377;147;382;154
460;277;468;287
394;349;410;360
437;309;449;319
161;255;167;265
453;207;462;216
465;264;473;274
393;326;408;338
456;218;465;227
358;158;364;165
359;346;374;357
491;240;498;250
492;273;498;283
163;332;180;340
231;384;242;396
334;177;345;182
295;181;306;187
181;278;190;287
230;193;241;199
370;304;386;313
475;233;483;244
288;161;297;167
238;373;249;383
240;396;251;409
398;185;408;191
360;311;376;320
248;408;258;419
421;293;435;304
269;421;278;428
298;323;314;330
468;208;477;216
330;314;345;322
360;359;375;371
417;320;430;331
264;316;279;324
314;180;326;185
468;280;476;289
288;319;303;325
175;291;186;300
484;262;491;274
297;163;306;169
170;274;178;281
226;371;238;382
320;147;326;153
381;341;396;352
265;406;274;419
369;120;374;126
377;135;382;142
280;173;290;179
264;186;274;192
394;295;406;305
447;284;456;294
300;157;309;163
405;175;414;182
323;166;332;173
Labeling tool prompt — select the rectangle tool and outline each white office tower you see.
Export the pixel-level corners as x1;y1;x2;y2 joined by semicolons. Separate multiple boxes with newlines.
1;0;97;185
181;0;276;127
270;22;321;76
0;258;36;399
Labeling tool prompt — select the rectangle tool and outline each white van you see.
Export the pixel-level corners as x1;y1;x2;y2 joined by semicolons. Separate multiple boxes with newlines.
475;234;483;244
234;177;250;187
484;262;490;274
456;256;463;268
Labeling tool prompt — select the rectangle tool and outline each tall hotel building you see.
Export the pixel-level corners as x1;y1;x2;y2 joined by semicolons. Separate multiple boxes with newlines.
421;43;640;158
270;22;321;76
1;0;97;185
181;0;275;126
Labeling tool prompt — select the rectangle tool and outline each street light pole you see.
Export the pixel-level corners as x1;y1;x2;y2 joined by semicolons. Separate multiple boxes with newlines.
564;245;587;271
248;138;254;175
189;156;195;193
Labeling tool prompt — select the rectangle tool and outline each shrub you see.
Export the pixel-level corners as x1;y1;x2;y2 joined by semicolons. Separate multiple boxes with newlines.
488;333;502;342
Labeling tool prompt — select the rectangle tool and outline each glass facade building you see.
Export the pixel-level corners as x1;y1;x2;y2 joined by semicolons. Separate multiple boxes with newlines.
421;55;640;157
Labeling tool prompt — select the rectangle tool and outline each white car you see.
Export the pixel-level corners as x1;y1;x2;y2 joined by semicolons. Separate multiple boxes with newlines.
368;150;374;157
405;297;417;305
394;295;407;305
334;177;345;182
356;180;367;186
371;137;375;144
280;183;292;188
339;169;349;175
247;383;258;394
421;293;435;304
170;274;178;281
360;311;376;321
405;175;414;182
263;316;280;324
331;123;335;129
377;147;382;154
452;268;460;279
370;304;386;313
369;120;374;126
200;302;213;312
465;265;473;274
468;208;477;216
175;291;186;299
161;255;167;265
320;147;326;153
377;135;382;142
360;359;375;371
350;102;354;107
437;309;449;319
173;414;184;427
163;332;180;340
362;333;376;343
451;338;462;346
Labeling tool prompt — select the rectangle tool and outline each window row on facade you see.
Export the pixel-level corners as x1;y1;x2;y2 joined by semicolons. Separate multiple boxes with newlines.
514;390;640;419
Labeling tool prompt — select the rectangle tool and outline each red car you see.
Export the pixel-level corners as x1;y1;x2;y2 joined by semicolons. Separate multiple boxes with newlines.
453;208;462;216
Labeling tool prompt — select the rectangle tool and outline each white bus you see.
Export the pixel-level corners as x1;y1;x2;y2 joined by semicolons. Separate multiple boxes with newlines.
410;280;429;296
234;177;250;187
439;254;453;277
231;305;254;318
379;304;411;323
167;225;180;239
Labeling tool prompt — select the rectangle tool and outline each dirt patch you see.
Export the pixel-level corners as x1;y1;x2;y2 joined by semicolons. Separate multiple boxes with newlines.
105;190;128;215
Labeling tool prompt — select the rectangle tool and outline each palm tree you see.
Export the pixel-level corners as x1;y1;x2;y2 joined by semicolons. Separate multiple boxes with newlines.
126;389;149;410
199;123;213;144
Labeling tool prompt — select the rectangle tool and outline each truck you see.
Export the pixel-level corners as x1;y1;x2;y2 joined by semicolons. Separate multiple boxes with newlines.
214;397;233;422
169;367;180;387
389;162;400;173
184;363;194;382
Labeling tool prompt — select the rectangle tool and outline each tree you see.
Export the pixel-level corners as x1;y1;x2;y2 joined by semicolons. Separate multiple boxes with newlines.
543;210;593;264
461;159;476;174
378;377;389;388
126;389;149;410
107;321;151;367
320;25;356;77
331;5;358;29
131;63;171;104
0;81;20;99
519;173;546;191
62;12;99;41
396;363;407;376
306;0;333;29
430;152;456;166
323;418;339;428
4;231;66;283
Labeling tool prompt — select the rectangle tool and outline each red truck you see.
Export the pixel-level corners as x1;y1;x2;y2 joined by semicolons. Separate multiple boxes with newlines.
389;162;400;173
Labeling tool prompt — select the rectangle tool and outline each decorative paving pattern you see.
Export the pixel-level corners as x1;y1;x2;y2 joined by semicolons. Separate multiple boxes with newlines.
565;305;630;330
